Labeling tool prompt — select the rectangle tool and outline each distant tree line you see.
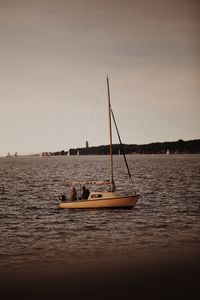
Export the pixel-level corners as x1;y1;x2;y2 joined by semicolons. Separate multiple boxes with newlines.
68;139;200;155
42;150;68;156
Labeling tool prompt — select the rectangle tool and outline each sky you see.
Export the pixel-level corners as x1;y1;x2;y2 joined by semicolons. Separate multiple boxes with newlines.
0;0;199;155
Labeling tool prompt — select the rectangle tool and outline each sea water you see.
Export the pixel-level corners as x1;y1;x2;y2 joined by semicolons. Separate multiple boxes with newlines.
0;154;199;272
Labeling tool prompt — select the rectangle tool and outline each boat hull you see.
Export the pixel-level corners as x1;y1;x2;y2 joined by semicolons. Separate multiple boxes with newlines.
59;194;139;209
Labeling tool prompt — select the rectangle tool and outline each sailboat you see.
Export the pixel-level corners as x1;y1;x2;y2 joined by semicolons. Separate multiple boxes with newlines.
59;77;139;209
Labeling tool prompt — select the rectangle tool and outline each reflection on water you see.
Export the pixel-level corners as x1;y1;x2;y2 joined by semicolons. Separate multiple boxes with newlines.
0;155;199;271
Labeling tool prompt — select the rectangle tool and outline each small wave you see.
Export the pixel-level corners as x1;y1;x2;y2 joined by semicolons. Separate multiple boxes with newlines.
83;225;101;231
155;224;169;229
25;206;40;210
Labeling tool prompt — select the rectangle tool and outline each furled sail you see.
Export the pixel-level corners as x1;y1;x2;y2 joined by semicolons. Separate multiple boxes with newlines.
65;179;111;186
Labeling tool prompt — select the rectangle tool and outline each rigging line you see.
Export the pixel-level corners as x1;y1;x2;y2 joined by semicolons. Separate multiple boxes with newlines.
77;79;107;149
111;108;134;188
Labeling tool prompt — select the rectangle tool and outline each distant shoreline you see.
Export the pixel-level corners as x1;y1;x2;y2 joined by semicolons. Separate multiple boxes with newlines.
50;139;200;156
2;139;200;157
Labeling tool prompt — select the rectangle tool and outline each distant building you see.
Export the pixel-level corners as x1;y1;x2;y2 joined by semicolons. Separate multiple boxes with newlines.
86;141;89;148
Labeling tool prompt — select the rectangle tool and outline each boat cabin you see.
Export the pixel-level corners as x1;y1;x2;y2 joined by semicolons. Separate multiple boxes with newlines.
88;191;121;200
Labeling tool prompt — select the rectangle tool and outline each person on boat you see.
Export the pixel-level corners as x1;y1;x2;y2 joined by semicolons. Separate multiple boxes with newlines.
68;186;77;201
108;181;116;192
81;186;90;199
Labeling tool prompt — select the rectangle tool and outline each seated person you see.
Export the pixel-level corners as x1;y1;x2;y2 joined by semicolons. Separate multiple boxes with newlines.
81;186;90;199
68;186;77;201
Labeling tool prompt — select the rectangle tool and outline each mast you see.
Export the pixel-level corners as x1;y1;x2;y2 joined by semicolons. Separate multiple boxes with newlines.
107;76;114;191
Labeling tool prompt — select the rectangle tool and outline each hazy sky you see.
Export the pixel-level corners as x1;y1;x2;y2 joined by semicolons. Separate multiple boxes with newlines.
0;0;199;155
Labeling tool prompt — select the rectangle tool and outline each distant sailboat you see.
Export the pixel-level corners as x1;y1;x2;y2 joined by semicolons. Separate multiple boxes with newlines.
166;149;170;155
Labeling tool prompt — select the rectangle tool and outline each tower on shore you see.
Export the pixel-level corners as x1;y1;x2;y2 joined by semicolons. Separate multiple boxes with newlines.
86;141;89;148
